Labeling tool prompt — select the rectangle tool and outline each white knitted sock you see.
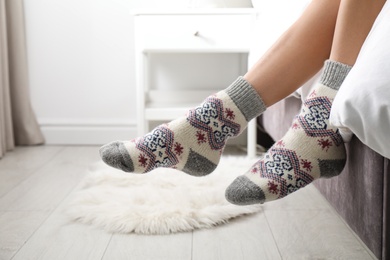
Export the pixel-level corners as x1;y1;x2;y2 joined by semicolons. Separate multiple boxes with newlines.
100;77;266;176
226;60;352;205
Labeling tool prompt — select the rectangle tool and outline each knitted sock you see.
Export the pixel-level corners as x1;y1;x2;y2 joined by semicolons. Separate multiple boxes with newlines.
100;77;266;176
225;60;352;205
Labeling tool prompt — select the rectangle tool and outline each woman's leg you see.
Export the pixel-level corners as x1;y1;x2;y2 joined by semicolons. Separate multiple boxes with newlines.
99;0;341;176
330;0;386;65
245;0;340;106
226;0;386;205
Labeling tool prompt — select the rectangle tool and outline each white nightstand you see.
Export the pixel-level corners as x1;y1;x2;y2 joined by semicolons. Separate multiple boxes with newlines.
133;9;258;158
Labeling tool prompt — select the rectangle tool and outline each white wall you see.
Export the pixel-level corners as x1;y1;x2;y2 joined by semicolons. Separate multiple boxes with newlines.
24;0;249;145
25;0;139;144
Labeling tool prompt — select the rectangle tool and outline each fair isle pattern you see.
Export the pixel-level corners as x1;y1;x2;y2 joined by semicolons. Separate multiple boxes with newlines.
136;125;179;173
250;147;314;199
226;83;347;205
298;96;343;146
225;61;351;205
250;91;343;199
187;96;241;150
226;85;348;204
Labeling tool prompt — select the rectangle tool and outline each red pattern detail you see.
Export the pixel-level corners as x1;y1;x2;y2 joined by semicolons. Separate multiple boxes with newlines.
268;181;279;195
225;108;235;120
292;122;300;129
196;131;206;145
318;138;332;151
301;159;313;172
138;154;148;168
276;140;285;147
174;142;184;156
135;126;179;172
259;147;314;198
251;167;258;173
309;90;316;97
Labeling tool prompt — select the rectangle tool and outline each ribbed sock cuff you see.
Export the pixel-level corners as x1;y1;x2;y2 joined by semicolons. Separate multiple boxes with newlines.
320;60;352;90
225;77;267;121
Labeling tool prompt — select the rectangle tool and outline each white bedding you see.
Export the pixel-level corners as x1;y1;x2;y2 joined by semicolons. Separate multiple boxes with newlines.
249;0;390;158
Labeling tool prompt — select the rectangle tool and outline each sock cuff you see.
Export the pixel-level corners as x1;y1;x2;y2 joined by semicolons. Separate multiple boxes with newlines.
320;60;352;90
225;77;267;121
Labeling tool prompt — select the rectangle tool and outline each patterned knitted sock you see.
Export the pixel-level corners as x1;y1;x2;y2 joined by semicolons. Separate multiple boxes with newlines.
100;77;266;176
225;60;352;205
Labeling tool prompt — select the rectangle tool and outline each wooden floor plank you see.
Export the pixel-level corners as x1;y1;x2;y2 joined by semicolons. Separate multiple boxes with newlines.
0;146;64;198
0;211;49;260
13;159;112;260
11;209;112;260
265;209;374;259
192;212;281;260
0;147;100;211
103;232;193;260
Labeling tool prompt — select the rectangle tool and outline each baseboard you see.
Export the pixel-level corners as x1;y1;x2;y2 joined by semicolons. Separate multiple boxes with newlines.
40;125;137;145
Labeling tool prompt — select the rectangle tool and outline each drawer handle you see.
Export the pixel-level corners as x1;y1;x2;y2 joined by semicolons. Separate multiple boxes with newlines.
193;31;200;37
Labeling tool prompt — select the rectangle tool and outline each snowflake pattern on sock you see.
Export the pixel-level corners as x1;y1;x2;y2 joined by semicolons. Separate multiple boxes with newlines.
298;96;343;146
187;96;241;150
250;147;315;198
135;125;179;172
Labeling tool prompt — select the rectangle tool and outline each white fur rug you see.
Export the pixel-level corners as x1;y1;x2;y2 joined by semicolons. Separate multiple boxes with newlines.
65;156;262;235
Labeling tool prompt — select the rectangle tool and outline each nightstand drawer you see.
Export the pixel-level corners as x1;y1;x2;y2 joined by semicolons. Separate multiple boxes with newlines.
134;14;254;52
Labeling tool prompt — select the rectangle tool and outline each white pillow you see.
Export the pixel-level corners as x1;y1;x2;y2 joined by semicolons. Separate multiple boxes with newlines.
330;1;390;158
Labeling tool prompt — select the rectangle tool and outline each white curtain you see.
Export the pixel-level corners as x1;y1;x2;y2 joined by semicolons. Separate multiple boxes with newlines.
0;0;44;158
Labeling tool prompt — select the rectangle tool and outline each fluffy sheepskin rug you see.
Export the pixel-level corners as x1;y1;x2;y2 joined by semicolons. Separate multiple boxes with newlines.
65;156;262;235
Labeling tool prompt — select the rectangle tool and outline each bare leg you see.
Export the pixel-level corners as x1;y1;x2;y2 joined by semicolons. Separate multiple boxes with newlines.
245;0;341;107
226;0;386;205
330;0;386;65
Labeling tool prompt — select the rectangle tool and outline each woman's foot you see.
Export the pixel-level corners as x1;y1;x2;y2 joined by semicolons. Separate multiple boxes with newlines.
100;77;266;176
226;60;352;204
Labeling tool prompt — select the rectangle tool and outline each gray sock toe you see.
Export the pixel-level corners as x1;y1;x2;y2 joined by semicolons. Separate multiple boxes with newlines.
225;175;266;205
99;141;134;172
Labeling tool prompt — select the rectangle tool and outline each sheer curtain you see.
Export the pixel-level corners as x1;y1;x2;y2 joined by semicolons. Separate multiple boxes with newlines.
0;0;44;158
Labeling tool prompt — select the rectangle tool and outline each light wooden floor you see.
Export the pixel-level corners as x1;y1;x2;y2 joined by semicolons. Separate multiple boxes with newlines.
0;146;376;260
